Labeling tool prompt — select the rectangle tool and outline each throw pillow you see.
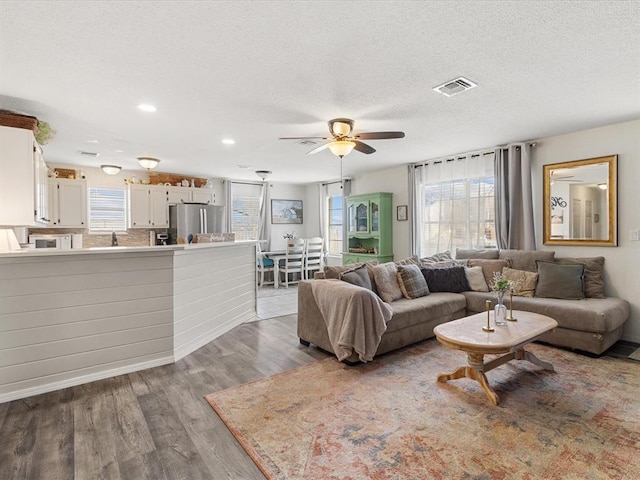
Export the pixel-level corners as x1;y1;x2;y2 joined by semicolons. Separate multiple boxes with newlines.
501;267;538;297
454;248;499;259
324;261;378;290
555;256;605;299
464;266;489;292
534;261;585;300
395;256;421;266
499;250;555;272
467;259;512;289
420;265;471;293
339;264;373;291
421;259;469;268
396;264;430;299
372;262;404;303
420;250;453;264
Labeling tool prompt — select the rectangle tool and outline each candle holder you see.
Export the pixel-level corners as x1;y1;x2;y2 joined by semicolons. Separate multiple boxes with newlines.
506;289;517;321
482;299;495;332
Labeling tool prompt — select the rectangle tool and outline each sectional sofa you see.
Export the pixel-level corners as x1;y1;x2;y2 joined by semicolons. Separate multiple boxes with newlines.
297;249;630;363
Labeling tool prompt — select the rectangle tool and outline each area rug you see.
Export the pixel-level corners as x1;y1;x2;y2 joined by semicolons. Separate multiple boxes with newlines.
205;340;640;479
629;347;640;361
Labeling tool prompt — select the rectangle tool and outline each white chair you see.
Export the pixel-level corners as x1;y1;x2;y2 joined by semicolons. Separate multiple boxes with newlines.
279;238;305;288
303;237;324;280
256;243;275;288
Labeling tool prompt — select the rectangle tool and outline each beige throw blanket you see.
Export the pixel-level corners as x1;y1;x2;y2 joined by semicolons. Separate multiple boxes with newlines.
311;279;392;362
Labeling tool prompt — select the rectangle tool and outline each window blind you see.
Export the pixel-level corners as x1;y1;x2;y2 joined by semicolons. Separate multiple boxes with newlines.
88;187;127;233
231;182;262;241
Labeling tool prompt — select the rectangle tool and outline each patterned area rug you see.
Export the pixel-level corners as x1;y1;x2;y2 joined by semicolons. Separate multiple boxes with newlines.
205;340;640;479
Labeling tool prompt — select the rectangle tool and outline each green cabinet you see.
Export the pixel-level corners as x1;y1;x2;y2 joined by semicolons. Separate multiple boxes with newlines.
343;192;393;265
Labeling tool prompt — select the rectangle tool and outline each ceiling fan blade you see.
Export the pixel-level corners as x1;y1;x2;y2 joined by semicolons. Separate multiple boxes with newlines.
279;136;329;140
306;143;330;155
353;140;376;154
355;131;405;140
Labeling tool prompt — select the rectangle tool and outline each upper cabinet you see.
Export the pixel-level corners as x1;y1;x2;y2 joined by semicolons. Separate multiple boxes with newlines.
0;125;49;226
129;185;169;228
343;192;393;265
48;178;87;227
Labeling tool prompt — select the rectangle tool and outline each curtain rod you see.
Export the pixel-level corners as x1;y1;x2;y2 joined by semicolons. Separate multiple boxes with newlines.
321;178;351;186
413;143;537;168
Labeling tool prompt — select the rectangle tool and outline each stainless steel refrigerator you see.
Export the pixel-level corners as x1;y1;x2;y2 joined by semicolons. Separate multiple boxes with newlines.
168;203;226;244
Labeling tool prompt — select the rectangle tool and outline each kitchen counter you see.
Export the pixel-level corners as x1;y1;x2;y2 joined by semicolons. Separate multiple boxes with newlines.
0;241;257;403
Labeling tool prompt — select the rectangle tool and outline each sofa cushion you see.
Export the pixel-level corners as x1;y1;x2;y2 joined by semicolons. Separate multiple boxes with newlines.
324;261;378;291
397;264;430;299
468;259;511;288
389;292;467;330
465;266;489;292
535;261;585;300
555;256;605;299
421;265;470;293
372;262;404;303
455;248;499;259
499;249;555;272
339;264;373;291
462;291;629;334
502;267;538;297
420;250;453;264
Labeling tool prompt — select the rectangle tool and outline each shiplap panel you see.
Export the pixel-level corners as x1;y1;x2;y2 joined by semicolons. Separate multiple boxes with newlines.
172;244;255;359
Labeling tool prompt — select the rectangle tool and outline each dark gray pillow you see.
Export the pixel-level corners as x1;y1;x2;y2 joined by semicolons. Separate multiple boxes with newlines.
420;265;471;293
534;261;585;300
555;257;605;299
339;264;373;291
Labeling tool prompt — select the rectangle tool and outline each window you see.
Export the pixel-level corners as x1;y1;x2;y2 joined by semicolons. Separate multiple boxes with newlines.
88;187;127;233
414;152;495;257
230;182;262;241
328;195;343;255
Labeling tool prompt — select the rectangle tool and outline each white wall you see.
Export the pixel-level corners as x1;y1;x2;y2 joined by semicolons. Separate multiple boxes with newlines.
532;119;640;343
268;183;311;251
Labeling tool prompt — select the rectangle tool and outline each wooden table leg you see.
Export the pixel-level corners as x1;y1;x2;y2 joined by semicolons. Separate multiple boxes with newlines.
437;365;467;383
436;352;500;405
515;348;555;371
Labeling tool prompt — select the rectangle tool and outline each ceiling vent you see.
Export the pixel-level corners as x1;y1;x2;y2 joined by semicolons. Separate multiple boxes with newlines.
297;139;318;146
433;77;477;97
78;150;100;157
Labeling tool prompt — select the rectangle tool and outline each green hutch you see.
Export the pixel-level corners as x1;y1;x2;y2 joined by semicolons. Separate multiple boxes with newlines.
343;192;393;265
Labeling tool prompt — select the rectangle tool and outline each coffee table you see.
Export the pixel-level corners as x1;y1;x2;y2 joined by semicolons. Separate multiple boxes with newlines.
433;310;558;405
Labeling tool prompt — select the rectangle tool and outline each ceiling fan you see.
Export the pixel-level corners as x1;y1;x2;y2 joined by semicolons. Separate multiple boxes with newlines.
279;118;405;158
550;171;583;183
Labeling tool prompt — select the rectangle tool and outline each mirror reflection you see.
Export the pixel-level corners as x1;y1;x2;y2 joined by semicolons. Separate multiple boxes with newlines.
543;155;617;246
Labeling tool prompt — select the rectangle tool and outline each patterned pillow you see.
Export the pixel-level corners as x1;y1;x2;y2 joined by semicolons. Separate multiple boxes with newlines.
420;266;470;293
372;262;404;303
395;256;421;266
339;264;373;291
420;251;453;264
397;264;430;299
501;267;538;297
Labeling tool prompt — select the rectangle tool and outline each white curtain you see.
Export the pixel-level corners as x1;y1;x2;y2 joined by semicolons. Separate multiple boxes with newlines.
412;151;495;257
258;181;272;251
495;144;535;250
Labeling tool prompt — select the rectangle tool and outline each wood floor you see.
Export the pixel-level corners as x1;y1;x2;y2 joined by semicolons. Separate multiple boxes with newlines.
0;314;328;480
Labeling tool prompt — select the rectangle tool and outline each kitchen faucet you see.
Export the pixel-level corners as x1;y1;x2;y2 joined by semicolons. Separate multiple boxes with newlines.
111;231;118;247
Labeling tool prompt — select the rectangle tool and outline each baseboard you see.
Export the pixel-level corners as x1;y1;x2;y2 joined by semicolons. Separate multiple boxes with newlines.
0;354;174;404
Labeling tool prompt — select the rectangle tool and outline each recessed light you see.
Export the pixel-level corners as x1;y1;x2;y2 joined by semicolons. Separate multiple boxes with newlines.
114;149;124;153
236;165;253;169
87;139;99;144
222;138;236;145
137;104;157;112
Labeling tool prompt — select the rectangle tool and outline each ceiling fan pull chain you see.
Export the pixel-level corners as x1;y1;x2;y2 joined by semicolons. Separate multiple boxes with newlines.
340;156;343;189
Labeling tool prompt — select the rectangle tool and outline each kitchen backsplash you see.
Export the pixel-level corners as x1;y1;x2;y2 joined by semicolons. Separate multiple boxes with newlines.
27;228;165;247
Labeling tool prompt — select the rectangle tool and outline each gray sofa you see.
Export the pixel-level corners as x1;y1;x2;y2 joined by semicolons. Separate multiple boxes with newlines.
297;250;631;361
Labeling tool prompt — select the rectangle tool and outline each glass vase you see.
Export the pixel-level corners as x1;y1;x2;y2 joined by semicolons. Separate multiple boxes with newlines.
494;291;508;326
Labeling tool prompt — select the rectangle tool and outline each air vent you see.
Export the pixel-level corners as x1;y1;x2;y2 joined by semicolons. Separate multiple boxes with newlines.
433;76;477;97
78;150;100;157
297;139;318;146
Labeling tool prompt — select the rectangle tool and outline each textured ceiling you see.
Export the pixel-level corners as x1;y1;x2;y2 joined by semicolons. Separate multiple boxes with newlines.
1;1;639;184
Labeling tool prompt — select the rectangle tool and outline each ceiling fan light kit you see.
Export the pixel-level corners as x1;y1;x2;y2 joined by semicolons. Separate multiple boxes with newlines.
328;140;356;158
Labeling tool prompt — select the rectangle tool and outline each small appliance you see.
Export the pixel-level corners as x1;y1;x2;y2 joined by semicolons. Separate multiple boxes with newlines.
28;234;72;250
156;233;169;246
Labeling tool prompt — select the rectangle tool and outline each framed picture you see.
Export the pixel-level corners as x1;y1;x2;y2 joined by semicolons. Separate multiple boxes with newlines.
397;205;408;221
271;199;303;224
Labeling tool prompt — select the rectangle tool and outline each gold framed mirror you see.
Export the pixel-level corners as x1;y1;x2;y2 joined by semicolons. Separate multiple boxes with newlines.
543;155;617;246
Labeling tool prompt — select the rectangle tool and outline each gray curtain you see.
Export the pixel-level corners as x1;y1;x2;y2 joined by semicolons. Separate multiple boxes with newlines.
408;164;419;255
495;144;535;250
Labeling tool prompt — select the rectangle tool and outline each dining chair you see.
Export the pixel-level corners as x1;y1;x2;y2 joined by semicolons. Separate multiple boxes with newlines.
303;237;324;280
279;238;306;288
256;243;275;288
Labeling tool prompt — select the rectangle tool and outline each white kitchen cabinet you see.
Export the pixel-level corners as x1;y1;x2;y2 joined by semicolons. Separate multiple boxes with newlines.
167;187;192;205
128;185;169;228
48;178;87;227
0;125;49;226
192;189;216;204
